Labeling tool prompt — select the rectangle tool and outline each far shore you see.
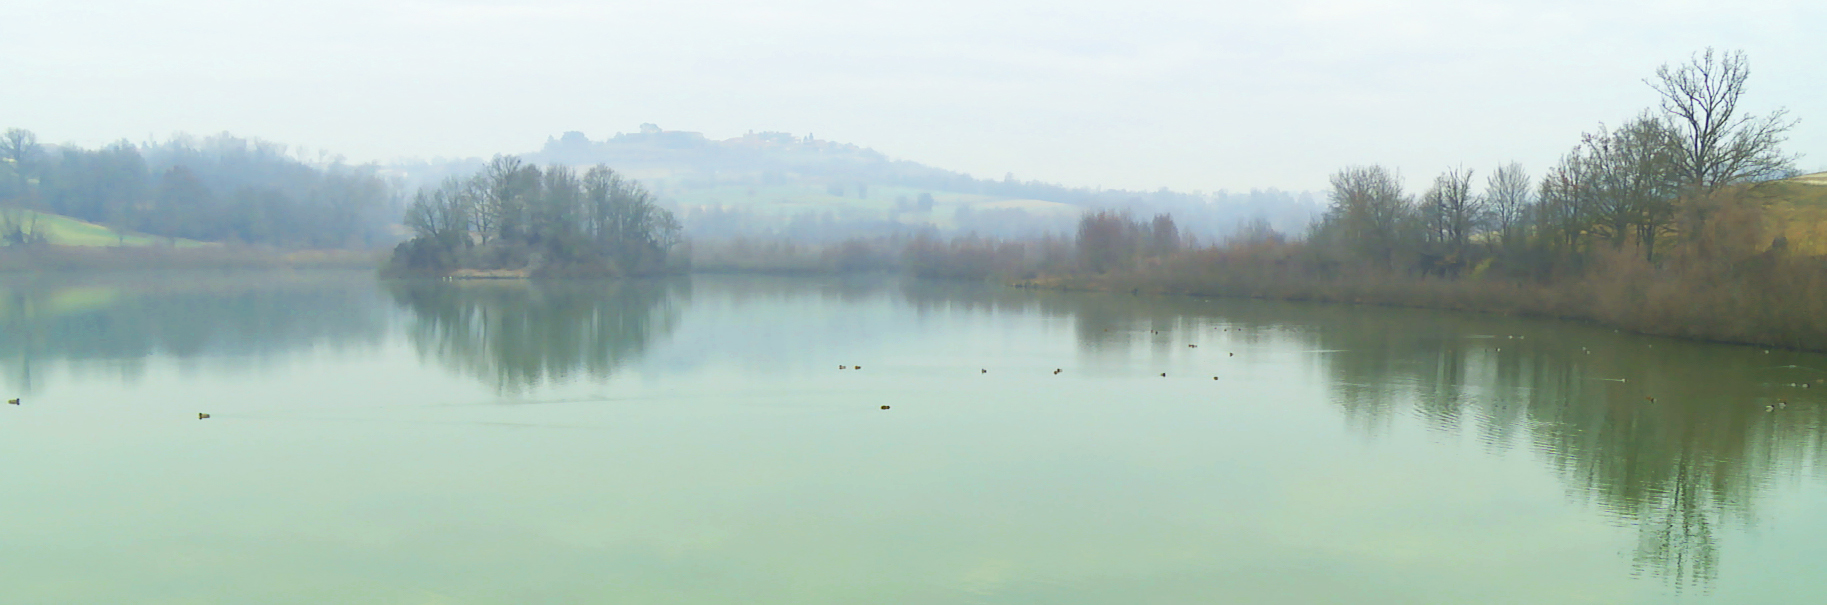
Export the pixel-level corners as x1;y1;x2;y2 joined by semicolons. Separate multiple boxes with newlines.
0;245;387;273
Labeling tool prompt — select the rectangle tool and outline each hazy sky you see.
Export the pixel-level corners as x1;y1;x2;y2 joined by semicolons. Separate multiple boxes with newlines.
5;0;1823;193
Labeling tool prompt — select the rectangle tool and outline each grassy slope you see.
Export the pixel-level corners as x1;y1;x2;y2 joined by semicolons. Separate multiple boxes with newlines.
1760;172;1827;256
10;210;210;247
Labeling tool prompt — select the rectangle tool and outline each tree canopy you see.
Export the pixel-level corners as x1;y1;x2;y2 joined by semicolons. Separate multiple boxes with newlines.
389;157;683;277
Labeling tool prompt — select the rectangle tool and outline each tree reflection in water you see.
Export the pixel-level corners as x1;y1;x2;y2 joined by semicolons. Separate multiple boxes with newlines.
1219;303;1819;591
894;280;1824;591
385;278;688;392
0;271;388;393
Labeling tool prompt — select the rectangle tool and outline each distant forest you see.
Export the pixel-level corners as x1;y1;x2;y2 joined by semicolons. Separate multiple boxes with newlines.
0;131;398;248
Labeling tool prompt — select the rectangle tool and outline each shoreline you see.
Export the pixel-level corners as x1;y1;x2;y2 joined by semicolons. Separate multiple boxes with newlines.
1012;270;1826;353
0;245;387;273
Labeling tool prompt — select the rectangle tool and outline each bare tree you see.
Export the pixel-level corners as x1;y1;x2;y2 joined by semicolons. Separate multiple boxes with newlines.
1648;48;1799;194
1;129;42;203
1421;166;1482;254
1148;213;1180;256
1580;114;1681;260
1317;165;1413;266
1537;151;1594;253
1484;163;1532;248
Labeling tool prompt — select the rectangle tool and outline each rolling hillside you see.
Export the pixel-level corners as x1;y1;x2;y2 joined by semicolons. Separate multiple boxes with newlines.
1762;171;1827;256
4;210;210;247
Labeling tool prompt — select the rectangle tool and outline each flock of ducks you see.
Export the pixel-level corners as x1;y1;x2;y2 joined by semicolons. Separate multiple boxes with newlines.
852;348;1235;410
842;331;1821;415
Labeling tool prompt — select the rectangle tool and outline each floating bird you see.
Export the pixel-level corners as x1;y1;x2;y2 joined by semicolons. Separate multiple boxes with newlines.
1188;344;1197;348
1778;399;1788;409
981;369;987;374
198;413;211;420
839;365;848;370
1160;373;1167;377
1212;376;1219;380
1053;369;1062;375
1228;352;1234;357
1645;396;1656;403
854;365;862;370
1766;405;1775;412
6;398;17;405
880;405;890;410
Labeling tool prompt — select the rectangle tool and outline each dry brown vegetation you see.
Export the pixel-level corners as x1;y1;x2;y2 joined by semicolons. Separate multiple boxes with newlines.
1023;184;1827;350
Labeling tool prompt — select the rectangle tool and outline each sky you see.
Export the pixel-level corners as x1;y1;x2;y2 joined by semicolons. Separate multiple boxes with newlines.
3;0;1824;194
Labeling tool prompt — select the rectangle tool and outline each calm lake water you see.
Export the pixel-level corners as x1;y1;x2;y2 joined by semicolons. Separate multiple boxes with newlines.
3;271;1825;603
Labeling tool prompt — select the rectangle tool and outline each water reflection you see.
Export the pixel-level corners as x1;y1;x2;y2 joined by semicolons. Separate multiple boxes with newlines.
0;271;388;393
1293;308;1827;590
965;286;1825;591
385;279;688;392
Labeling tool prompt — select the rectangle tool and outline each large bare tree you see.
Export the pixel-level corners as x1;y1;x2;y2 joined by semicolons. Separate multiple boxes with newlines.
1420;166;1481;255
1484;162;1532;248
1648;48;1799;194
1317;165;1413;266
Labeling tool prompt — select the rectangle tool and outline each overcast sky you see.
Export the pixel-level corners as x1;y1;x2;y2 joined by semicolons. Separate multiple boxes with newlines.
4;0;1823;193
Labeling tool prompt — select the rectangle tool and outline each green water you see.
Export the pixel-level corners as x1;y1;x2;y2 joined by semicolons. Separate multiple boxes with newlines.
2;272;1825;604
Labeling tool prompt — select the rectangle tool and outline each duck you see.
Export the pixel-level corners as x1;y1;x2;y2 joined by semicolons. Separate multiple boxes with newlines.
854;365;863;370
198;413;211;420
880;405;890;410
1212;376;1219;380
6;398;18;406
1188;344;1197;348
1645;396;1656;403
981;369;987;374
1053;369;1062;375
839;365;848;370
1160;373;1167;377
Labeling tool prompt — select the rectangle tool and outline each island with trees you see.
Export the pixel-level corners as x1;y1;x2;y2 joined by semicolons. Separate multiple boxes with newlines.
386;157;684;278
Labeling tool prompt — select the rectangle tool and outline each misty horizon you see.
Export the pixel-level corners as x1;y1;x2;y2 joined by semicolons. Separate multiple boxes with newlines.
6;0;1823;194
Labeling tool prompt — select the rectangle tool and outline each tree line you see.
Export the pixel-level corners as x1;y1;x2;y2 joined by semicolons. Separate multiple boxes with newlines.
1307;49;1798;277
1031;49;1824;350
0;131;398;247
389;156;684;276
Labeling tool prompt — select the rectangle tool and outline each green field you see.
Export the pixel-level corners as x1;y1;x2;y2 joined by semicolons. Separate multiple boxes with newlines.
2;209;210;247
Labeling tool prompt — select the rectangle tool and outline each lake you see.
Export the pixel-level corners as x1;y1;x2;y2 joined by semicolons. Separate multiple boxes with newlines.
2;271;1824;603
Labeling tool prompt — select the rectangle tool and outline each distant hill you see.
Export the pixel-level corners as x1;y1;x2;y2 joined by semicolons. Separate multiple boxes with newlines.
394;124;1322;242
